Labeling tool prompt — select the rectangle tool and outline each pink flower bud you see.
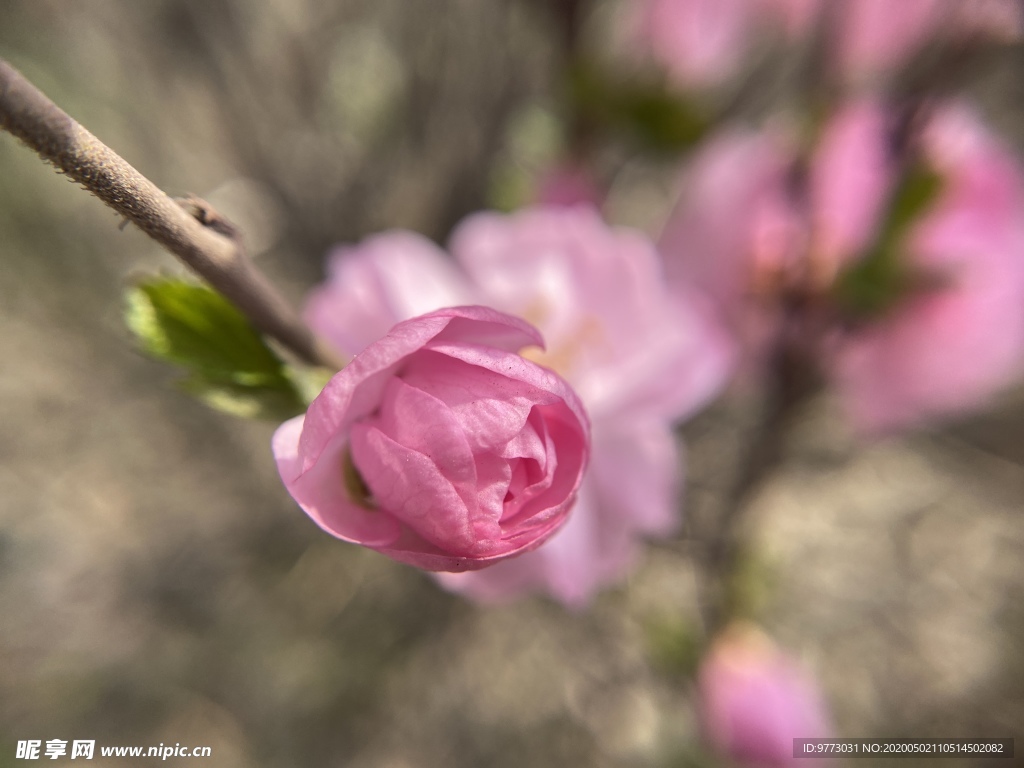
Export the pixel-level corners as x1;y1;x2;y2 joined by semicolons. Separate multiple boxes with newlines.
273;306;590;572
699;625;832;767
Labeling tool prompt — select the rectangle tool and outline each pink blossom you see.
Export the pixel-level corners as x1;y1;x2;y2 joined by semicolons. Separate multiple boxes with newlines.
535;163;604;209
834;0;1022;84
831;103;1024;432
834;0;942;83
304;232;475;359
628;0;753;89
699;625;832;767
628;0;1022;91
658;127;803;371
273;306;590;572
756;0;823;39
660;100;1024;431
305;207;731;605
626;0;820;90
447;209;728;422
807;101;894;275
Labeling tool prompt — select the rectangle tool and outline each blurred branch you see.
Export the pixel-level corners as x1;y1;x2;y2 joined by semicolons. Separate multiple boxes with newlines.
701;334;820;635
0;57;343;371
548;0;585;54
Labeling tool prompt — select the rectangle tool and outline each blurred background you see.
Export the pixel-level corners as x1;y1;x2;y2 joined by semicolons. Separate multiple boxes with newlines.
1;1;1023;766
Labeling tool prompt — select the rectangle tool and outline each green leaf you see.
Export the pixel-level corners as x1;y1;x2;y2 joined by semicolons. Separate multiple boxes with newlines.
834;244;909;318
125;278;308;420
882;165;944;240
126;279;283;377
568;61;707;153
645;615;704;679
834;165;944;318
616;88;707;151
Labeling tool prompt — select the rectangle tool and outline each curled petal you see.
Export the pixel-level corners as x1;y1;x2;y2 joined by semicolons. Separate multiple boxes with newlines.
274;306;589;571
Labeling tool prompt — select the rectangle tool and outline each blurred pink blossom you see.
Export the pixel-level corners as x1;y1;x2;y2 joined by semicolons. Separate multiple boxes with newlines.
831;103;1024;432
658;126;803;373
273;306;590;572
833;0;942;83
625;0;820;90
535;163;604;209
306;206;731;606
699;624;832;767
830;0;1022;83
806;101;894;274
757;0;822;39
627;0;1022;90
628;0;753;89
660;100;1024;432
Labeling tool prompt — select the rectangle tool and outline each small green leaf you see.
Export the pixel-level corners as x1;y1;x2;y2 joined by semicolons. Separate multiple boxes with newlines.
568;61;708;153
834;165;945;318
834;245;909;318
125;278;308;419
126;279;284;377
616;88;707;151
885;165;944;238
645;616;704;679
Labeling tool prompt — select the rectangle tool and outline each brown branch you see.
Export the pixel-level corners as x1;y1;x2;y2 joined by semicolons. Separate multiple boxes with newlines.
0;57;343;371
698;329;821;636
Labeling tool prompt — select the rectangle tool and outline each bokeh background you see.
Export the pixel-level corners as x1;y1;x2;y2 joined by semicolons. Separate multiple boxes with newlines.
1;1;1023;766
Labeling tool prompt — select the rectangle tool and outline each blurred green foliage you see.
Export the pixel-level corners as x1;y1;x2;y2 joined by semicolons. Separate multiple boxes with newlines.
570;61;708;153
835;166;944;319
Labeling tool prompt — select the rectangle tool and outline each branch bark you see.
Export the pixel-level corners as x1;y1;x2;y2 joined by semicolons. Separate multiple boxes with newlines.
699;339;818;634
0;57;343;371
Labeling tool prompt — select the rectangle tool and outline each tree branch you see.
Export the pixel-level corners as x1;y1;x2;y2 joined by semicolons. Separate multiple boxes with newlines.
0;57;343;371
